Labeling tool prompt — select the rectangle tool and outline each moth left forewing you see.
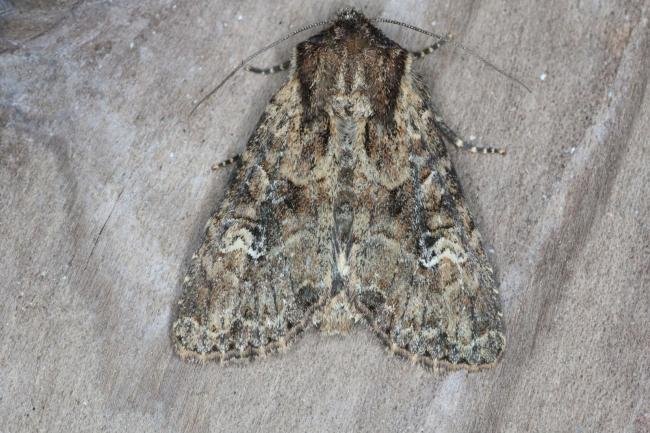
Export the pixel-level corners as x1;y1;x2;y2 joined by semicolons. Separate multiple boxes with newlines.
354;67;504;369
173;78;332;362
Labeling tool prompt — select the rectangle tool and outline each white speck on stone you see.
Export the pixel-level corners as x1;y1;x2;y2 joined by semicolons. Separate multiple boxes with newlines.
237;14;243;21
539;72;547;81
129;41;134;49
487;247;495;254
569;146;576;154
469;135;477;141
169;152;175;159
172;4;176;9
431;21;437;26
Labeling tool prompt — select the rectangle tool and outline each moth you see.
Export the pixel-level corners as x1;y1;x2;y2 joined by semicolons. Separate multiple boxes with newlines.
173;8;506;370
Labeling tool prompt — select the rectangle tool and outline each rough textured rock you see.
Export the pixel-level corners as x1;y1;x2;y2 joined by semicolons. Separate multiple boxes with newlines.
1;1;648;432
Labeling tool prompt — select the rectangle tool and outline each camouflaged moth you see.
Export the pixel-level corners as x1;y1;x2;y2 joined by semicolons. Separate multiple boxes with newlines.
173;8;506;371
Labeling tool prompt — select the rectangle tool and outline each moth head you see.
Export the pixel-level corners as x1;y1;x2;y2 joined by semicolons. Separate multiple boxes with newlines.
335;8;367;24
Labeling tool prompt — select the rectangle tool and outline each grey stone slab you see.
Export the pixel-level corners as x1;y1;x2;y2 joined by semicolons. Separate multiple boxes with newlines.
1;1;648;432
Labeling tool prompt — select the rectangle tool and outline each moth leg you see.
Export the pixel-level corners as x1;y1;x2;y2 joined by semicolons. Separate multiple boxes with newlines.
433;112;506;155
245;60;291;75
410;34;452;59
211;154;241;171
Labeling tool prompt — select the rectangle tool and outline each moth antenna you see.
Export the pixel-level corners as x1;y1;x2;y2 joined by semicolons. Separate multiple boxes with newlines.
189;20;332;117
373;17;532;93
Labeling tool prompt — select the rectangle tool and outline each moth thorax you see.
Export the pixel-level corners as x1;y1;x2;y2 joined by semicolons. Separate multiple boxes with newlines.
331;93;373;119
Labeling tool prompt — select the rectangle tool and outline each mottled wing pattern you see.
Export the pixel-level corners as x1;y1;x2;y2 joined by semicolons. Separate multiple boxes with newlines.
350;63;505;369
174;8;505;370
173;79;333;362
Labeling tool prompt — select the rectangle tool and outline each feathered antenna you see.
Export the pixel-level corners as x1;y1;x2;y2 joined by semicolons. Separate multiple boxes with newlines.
373;17;532;93
189;20;331;116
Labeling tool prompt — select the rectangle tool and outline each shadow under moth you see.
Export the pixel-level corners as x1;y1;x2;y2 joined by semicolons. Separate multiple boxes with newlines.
173;8;507;371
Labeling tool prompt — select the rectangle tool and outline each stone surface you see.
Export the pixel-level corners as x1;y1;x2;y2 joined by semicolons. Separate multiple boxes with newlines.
1;1;648;432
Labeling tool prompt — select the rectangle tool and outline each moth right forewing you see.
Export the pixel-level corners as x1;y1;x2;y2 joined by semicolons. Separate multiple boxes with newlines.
354;67;505;368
